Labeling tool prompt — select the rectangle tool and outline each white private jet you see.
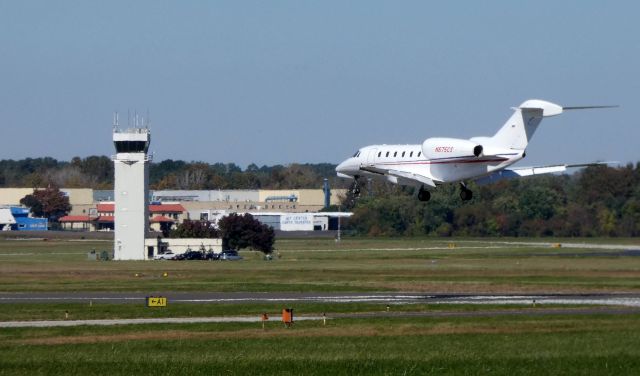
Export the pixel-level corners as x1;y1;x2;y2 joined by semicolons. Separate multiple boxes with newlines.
336;99;616;201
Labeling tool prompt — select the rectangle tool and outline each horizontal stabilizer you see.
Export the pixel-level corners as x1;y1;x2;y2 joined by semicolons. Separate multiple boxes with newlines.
563;105;619;111
474;162;615;185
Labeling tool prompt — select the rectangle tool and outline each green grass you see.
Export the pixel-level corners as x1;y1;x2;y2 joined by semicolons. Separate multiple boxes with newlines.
2;314;640;375
1;237;640;293
0;301;593;322
2;237;640;374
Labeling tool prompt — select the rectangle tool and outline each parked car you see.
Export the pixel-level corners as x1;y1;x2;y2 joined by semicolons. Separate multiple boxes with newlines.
154;251;177;260
219;250;243;261
182;250;205;260
205;251;220;261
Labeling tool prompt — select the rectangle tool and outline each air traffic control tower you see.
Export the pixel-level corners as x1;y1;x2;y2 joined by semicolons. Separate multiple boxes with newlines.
112;116;151;260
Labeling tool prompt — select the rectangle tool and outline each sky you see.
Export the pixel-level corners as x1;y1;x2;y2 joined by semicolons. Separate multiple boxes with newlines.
1;1;638;168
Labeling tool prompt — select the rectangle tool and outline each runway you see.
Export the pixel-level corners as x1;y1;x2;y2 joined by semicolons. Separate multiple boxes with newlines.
4;291;640;307
3;292;640;328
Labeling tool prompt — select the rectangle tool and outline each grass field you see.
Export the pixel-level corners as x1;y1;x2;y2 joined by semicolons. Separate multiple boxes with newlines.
1;237;640;293
2;313;640;375
2;236;640;375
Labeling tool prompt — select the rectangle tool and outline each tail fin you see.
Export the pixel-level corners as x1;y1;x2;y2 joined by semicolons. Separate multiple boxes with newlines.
490;99;562;150
490;100;618;150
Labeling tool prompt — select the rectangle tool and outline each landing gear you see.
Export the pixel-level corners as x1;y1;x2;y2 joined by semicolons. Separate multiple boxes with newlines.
459;183;473;201
350;177;361;197
418;187;431;202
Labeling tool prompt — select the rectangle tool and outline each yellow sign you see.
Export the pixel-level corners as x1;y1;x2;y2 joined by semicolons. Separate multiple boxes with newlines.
147;296;167;307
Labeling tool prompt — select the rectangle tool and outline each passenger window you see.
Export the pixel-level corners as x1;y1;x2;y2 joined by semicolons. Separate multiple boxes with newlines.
402;151;405;157
386;152;389;157
410;151;413;157
378;152;381;157
418;152;422;157
393;152;397;157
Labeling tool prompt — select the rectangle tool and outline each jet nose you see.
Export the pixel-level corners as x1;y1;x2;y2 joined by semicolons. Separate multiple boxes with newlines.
336;158;355;178
336;160;347;174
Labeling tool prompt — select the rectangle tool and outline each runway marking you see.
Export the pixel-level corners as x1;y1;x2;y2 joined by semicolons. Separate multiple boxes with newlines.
6;294;640;307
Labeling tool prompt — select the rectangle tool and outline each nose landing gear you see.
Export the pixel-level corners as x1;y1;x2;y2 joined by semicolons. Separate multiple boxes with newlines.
350;176;361;197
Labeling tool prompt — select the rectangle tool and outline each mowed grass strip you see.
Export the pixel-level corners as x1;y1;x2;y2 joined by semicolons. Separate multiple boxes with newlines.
0;302;602;322
1;238;640;293
1;314;640;375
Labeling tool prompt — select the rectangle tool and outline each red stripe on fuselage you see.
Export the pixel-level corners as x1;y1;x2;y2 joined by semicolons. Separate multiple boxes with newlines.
374;157;509;167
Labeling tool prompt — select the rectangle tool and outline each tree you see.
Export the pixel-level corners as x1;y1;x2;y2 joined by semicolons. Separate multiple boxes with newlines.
217;213;275;254
169;220;219;238
19;185;72;222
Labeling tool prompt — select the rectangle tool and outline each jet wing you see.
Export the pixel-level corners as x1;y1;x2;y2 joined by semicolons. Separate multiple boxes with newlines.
474;162;614;185
360;166;438;187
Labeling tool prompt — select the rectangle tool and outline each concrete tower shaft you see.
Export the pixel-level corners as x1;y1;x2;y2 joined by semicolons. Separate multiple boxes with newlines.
112;127;151;260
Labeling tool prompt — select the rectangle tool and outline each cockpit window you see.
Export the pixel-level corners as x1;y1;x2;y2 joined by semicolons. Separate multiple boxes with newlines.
352;151;361;158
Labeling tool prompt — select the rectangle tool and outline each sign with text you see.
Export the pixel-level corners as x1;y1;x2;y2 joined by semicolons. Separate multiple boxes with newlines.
146;296;167;307
280;214;314;231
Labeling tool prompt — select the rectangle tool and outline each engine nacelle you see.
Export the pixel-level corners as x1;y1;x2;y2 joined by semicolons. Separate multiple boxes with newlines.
421;137;483;160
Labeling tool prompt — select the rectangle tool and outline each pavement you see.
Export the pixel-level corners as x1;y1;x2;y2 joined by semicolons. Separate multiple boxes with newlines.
4;291;640;306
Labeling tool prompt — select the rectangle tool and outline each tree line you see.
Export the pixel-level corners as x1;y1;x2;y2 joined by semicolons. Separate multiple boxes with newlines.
341;164;640;238
5;156;639;237
0;157;347;190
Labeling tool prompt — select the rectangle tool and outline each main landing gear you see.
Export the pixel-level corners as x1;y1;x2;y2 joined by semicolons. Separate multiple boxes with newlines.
418;186;431;202
459;183;473;201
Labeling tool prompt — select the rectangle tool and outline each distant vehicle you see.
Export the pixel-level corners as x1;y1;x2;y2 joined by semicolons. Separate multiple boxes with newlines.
182;250;205;260
219;250;242;261
154;252;177;260
205;251;220;261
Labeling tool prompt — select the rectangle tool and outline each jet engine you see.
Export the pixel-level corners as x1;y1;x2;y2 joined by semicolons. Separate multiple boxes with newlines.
421;137;483;160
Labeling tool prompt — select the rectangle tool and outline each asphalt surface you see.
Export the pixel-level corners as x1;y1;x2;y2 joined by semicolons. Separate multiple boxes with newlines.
2;306;639;328
4;291;640;306
3;292;640;328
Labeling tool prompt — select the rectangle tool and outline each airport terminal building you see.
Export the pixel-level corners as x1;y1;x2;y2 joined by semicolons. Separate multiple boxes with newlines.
0;187;351;232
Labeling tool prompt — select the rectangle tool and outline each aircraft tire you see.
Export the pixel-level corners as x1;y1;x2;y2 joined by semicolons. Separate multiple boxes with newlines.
460;189;473;201
418;190;431;202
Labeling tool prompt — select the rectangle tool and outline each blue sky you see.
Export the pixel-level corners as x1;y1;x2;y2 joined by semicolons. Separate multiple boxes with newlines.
1;1;638;167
